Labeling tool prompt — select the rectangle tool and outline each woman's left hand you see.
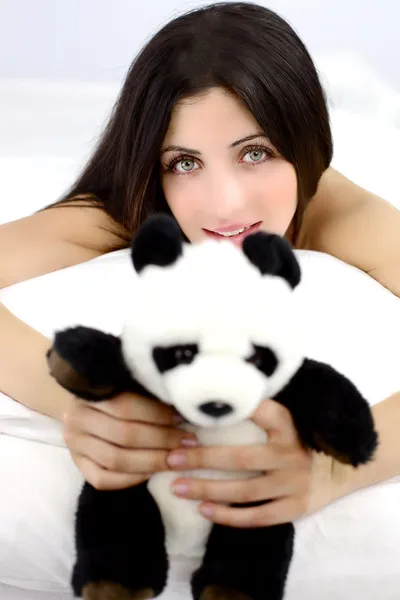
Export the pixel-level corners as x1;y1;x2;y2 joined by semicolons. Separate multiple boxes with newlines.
166;399;338;528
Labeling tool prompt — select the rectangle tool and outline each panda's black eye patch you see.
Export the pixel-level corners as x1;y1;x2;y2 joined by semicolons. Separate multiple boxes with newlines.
246;344;278;376
153;344;198;373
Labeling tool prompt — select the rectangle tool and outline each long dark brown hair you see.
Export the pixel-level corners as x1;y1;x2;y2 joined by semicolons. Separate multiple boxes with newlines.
43;1;333;247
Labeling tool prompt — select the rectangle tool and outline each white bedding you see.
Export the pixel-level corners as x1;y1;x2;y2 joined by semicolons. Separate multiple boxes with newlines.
0;246;399;600
1;53;400;599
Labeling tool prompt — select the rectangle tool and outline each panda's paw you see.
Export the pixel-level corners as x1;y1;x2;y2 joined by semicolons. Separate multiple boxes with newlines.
82;581;155;600
200;584;253;600
47;326;130;400
312;417;379;467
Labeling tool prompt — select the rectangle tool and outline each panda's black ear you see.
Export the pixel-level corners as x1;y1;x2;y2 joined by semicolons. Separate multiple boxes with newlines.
242;231;301;289
131;214;183;273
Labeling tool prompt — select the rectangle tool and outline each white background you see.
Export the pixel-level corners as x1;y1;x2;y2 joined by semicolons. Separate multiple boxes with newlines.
0;0;399;223
1;0;399;90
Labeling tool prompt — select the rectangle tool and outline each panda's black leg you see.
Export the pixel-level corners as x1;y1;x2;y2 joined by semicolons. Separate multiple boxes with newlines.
191;513;294;600
72;481;168;600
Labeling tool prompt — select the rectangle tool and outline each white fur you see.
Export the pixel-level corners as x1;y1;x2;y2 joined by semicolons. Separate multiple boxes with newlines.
148;420;268;558
121;237;304;557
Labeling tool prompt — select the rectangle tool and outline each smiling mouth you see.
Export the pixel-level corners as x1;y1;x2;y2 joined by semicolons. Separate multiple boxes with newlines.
203;222;262;239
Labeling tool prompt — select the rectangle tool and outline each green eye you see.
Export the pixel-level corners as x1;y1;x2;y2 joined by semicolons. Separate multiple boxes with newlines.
249;149;264;162
180;159;195;171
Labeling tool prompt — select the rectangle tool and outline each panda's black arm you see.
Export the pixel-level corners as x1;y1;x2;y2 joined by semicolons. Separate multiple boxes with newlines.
47;325;156;402
274;358;379;467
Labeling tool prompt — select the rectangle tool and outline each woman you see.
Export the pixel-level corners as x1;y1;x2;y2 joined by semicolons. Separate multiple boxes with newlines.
1;1;399;533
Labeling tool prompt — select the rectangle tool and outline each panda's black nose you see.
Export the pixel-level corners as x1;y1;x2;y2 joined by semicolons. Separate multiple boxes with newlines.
199;401;233;418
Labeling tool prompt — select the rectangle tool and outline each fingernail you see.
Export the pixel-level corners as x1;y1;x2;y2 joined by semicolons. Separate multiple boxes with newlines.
180;437;198;447
167;452;187;467
172;482;189;496
200;504;214;518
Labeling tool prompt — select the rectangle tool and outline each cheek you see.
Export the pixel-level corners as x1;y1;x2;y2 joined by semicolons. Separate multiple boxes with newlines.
256;161;298;232
161;176;205;239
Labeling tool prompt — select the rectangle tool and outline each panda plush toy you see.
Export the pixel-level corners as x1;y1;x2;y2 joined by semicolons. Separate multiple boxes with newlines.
47;214;378;600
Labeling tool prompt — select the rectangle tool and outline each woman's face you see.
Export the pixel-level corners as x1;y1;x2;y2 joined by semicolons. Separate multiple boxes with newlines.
160;87;297;246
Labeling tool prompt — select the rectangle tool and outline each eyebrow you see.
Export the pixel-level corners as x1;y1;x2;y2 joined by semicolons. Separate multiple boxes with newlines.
160;132;267;156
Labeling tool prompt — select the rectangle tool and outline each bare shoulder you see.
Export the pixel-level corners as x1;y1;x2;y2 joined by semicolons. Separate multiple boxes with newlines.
0;201;129;288
297;168;400;268
296;167;400;295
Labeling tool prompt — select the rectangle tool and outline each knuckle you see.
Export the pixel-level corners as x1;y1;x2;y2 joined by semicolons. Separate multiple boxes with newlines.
63;411;76;431
103;446;120;471
271;400;287;419
235;447;257;470
268;400;290;425
115;421;133;446
118;394;137;418
107;395;126;418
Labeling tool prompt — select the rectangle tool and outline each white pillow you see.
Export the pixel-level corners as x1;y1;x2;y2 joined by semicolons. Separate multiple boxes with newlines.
0;248;399;599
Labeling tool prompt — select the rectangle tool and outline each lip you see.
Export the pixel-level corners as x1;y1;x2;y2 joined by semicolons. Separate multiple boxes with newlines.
211;223;253;233
203;221;262;244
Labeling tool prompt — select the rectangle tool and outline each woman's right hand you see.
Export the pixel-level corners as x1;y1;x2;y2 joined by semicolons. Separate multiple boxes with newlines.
63;393;198;490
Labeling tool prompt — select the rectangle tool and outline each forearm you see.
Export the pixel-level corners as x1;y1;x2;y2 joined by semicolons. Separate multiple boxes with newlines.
336;392;400;497
0;301;74;420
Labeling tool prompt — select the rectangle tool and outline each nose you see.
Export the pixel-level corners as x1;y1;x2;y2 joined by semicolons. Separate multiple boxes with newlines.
198;401;233;418
209;173;246;218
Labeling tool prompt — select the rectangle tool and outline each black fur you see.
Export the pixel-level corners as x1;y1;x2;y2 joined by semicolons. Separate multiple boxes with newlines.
48;326;157;402
192;521;294;600
275;358;379;467
246;344;278;376
242;232;301;289
72;481;168;597
131;213;183;273
153;343;199;373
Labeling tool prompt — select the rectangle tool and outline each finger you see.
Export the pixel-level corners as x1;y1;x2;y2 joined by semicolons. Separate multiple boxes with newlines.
251;399;300;445
167;443;297;472
73;454;150;491
65;431;169;473
199;496;306;528
171;470;307;504
64;402;194;449
80;393;178;426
